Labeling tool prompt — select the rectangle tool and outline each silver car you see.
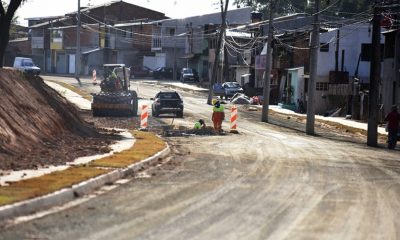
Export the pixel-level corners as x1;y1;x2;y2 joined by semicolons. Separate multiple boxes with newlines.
222;82;243;99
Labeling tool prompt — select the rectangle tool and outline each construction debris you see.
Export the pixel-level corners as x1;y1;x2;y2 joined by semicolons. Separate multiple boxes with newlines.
230;93;251;104
163;126;220;137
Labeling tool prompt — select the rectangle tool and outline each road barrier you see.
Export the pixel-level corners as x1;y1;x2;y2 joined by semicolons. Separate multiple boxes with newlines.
140;104;149;129
92;69;97;85
230;105;238;133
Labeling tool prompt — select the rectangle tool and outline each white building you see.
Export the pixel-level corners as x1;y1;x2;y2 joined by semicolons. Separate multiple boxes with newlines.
314;23;385;115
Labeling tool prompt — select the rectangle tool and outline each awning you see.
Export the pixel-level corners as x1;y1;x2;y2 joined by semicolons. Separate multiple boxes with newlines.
226;29;251;38
82;48;101;55
382;29;399;34
179;53;195;59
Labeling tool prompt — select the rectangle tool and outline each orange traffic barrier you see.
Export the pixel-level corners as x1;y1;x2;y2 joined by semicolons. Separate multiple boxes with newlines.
92;69;97;85
230;105;238;133
140;104;149;129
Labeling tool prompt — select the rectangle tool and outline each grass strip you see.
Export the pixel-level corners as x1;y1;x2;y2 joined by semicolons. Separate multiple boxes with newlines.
0;131;167;206
46;80;93;101
90;130;166;168
0;166;109;206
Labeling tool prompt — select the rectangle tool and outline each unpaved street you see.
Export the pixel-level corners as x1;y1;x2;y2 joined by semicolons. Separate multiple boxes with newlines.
1;77;399;239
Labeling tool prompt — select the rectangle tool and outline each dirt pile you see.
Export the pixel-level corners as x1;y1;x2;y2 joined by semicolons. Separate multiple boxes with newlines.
0;68;113;170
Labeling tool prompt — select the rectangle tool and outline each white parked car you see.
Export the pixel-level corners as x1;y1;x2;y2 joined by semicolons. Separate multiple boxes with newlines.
13;57;41;76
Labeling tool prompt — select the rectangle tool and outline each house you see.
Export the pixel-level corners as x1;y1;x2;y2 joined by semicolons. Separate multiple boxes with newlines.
4;38;31;67
257;14;314;105
382;29;400;116
18;1;167;75
4;24;32;66
317;23;385;116
259;14;388;116
148;7;252;82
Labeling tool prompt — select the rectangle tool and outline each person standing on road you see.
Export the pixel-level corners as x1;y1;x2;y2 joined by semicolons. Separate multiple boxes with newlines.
212;99;225;132
384;105;400;149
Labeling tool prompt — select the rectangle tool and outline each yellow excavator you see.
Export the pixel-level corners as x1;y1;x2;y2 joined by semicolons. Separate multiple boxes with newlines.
91;64;138;116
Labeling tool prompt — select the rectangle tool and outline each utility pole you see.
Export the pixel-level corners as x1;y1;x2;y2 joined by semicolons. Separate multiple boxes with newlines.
335;29;340;75
172;23;177;81
306;0;320;135
261;1;275;122
367;1;381;147
207;0;229;105
75;0;82;86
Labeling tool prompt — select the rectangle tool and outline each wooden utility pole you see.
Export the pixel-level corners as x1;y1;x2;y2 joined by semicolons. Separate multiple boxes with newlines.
367;1;381;147
75;0;82;86
306;0;320;135
261;1;275;122
207;0;229;105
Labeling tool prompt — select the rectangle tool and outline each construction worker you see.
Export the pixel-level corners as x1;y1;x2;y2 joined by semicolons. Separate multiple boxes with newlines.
385;105;400;149
194;119;206;130
211;99;225;132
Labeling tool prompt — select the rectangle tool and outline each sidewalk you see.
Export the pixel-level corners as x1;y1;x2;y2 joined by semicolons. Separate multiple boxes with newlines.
268;105;388;135
141;80;209;93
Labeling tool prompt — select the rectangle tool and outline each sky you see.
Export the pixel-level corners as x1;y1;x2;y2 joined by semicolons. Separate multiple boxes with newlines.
16;0;239;26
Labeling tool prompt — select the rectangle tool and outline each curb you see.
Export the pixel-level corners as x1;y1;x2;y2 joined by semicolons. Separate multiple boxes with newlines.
0;144;170;222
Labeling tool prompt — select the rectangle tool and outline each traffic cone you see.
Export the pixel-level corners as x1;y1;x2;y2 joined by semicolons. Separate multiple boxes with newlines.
140;104;149;131
230;105;239;134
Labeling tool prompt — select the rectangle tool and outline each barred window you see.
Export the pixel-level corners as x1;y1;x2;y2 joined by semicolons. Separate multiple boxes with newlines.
320;42;329;52
316;82;329;91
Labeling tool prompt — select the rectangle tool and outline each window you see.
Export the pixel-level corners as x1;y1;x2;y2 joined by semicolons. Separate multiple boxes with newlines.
168;28;175;36
316;82;329;91
320;42;329;52
122;29;132;39
384;33;395;59
158;92;180;99
361;43;384;61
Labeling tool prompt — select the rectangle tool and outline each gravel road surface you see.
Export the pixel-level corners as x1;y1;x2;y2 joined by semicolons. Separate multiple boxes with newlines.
2;77;399;240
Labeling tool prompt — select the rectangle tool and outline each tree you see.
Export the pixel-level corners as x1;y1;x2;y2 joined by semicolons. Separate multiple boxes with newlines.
234;0;307;16
233;0;371;18
0;0;25;67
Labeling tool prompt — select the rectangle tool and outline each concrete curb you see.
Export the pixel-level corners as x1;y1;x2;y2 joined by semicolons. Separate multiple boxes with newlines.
0;144;170;222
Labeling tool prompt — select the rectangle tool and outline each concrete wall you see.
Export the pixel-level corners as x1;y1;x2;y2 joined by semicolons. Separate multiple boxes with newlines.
382;30;400;115
318;24;385;83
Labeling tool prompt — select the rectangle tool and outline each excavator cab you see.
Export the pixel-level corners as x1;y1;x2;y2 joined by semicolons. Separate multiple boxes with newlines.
101;64;130;92
91;64;138;117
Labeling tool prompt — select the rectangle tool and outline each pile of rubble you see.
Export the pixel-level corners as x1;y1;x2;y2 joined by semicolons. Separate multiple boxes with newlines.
162;126;219;137
230;93;263;105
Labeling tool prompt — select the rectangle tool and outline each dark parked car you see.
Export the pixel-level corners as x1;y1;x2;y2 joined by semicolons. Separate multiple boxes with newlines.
151;91;184;117
130;66;153;78
153;67;173;79
180;68;199;83
213;82;244;99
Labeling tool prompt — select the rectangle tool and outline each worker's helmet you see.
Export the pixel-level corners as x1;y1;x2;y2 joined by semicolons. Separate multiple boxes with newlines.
212;99;218;105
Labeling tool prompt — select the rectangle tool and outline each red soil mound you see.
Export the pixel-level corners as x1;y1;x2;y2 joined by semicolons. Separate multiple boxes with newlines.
0;68;110;170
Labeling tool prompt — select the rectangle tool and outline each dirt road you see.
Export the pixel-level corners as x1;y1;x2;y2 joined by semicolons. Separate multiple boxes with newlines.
2;77;399;239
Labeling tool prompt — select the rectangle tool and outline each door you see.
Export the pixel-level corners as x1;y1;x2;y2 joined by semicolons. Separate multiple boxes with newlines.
69;54;75;74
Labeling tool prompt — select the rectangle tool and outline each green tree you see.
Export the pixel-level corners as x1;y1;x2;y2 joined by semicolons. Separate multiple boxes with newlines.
233;0;371;18
234;0;307;15
0;0;26;67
